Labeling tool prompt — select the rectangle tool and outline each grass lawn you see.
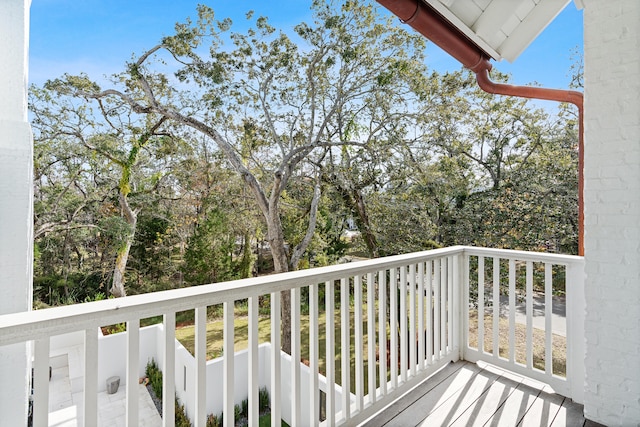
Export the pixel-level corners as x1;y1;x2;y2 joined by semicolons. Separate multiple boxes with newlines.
467;310;567;377
174;303;568;397
175;306;378;394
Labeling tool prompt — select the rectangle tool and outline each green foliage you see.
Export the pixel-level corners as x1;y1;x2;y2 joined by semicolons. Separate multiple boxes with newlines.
145;359;163;399
206;413;223;427
183;209;237;285
175;398;192;427
258;386;270;413
29;1;580;309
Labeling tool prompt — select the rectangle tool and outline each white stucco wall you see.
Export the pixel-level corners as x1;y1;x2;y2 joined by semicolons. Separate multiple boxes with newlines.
583;0;640;424
0;0;33;425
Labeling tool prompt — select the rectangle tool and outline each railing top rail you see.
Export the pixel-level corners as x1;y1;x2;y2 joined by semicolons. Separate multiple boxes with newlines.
0;245;584;347
0;246;466;346
462;246;584;265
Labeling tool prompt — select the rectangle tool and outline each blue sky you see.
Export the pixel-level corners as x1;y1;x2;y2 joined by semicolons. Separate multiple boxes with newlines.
29;0;582;89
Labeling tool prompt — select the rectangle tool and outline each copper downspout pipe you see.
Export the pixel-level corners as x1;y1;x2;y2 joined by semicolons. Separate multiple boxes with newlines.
378;0;585;255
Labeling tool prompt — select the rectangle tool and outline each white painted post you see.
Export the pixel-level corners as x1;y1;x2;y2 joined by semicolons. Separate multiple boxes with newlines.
32;338;50;427
544;263;553;376
426;261;433;365
163;313;175;427
492;257;500;359
417;262;425;370
566;260;585;404
367;272;376;401
440;258;447;356
399;267;407;381
291;288;301;426
508;259;516;363
525;262;534;369
354;276;364;411
270;292;281;426
84;328;99;427
126;319;140;427
309;285;319;427
378;271;387;396
341;278;351;418
248;297;259;427
195;307;207;427
478;256;485;354
409;264;416;376
448;256;454;355
452;254;461;360
0;1;33;424
462;254;469;360
223;302;234;427
389;268;398;388
326;281;336;426
434;260;441;361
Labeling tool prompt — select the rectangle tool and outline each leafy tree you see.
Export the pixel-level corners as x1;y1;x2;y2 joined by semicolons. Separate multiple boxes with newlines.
44;1;428;351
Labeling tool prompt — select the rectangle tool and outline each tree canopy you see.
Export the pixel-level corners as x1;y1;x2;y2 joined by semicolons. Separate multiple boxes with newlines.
30;0;579;326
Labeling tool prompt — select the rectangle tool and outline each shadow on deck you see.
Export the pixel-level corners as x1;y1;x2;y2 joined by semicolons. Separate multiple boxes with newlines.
363;361;604;427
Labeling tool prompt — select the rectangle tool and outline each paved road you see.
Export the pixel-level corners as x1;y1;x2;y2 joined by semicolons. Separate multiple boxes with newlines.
494;293;566;336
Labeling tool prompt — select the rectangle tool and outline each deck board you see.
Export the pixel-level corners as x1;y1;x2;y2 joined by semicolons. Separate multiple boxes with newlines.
365;361;589;427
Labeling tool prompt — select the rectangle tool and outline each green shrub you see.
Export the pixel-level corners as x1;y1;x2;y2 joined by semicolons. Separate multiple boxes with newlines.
175;398;192;427
206;413;223;427
258;386;270;413
145;359;163;399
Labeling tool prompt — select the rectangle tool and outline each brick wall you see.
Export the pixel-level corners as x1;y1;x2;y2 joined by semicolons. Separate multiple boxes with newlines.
583;0;640;424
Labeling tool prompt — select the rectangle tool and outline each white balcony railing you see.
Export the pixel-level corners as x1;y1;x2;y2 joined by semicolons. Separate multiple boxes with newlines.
0;246;584;427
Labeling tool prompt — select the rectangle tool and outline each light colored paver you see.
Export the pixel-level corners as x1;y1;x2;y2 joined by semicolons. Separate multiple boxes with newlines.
48;351;162;426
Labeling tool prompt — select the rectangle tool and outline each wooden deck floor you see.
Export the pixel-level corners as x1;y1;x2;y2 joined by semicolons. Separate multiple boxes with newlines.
364;361;603;427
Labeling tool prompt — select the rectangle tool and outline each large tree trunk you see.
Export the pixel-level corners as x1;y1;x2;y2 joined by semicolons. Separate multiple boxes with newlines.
110;192;137;298
352;188;379;258
267;213;292;354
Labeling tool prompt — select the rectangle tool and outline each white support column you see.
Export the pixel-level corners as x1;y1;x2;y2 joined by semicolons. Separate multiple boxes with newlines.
583;1;640;424
0;1;33;425
126;320;140;426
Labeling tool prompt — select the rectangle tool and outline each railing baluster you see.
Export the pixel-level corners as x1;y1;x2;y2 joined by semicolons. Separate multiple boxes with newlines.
389;268;398;389
84;328;99;427
33;337;50;427
526;261;534;369
508;259;516;363
409;263;416;376
195;307;207;427
434;260;441;361
341;277;351;420
440;258;447;356
478;256;485;353
545;263;553;376
326;281;336;426
448;256;454;354
493;257;500;359
462;254;470;359
223;302;235;427
248;297;259;427
426;261;433;365
399;266;407;382
454;254;462;359
291;288;301;426
354;276;364;412
163;313;175;427
127;319;140;427
418;262;425;370
378;270;387;396
367;272;376;403
270;292;281;426
309;284;319;427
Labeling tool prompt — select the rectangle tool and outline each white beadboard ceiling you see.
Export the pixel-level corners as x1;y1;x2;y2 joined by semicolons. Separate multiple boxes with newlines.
424;0;578;62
